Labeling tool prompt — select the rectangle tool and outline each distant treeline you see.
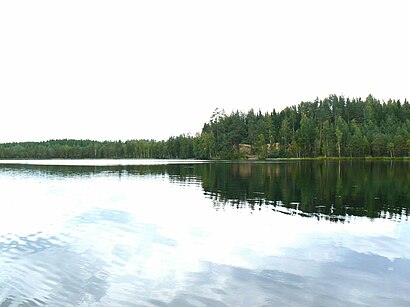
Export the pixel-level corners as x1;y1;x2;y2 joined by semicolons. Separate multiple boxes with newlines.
1;94;409;159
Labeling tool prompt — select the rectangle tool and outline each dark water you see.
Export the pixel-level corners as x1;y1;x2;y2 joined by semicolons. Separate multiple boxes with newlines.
0;160;409;306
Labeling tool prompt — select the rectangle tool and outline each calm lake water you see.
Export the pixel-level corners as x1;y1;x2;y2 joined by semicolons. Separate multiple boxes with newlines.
0;160;409;306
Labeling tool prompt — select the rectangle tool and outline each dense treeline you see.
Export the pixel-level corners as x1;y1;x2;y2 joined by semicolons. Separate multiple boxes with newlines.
0;138;195;160
200;94;410;158
0;94;409;159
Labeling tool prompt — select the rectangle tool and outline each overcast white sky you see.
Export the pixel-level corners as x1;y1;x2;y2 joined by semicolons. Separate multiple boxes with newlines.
0;0;409;142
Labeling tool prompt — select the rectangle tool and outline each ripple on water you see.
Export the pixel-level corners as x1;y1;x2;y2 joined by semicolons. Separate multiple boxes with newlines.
0;162;410;306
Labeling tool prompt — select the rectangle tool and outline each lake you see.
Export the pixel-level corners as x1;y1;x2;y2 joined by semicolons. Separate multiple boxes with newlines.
0;160;409;306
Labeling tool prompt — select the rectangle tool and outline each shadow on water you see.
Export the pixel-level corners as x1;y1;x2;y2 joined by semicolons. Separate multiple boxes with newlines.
197;161;410;222
1;160;409;222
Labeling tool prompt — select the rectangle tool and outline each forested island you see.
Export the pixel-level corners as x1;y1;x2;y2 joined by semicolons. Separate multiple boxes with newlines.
1;94;409;159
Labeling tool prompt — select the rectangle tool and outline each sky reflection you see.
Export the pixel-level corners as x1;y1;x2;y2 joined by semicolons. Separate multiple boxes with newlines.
0;164;409;306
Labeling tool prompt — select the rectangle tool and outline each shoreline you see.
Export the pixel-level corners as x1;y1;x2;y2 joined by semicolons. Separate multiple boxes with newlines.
0;156;408;165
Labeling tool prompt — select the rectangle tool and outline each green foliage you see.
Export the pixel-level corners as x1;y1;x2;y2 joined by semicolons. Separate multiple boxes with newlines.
0;94;409;159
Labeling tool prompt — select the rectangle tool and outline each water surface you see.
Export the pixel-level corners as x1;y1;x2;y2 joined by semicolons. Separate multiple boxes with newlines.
0;160;409;306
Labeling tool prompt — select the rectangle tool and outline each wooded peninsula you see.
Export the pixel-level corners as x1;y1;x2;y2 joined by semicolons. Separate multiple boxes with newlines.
1;94;409;159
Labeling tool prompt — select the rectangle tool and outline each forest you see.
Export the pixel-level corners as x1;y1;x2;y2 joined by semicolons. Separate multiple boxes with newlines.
0;94;409;159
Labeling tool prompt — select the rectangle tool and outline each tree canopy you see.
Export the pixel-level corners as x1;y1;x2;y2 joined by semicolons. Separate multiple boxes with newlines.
1;94;409;159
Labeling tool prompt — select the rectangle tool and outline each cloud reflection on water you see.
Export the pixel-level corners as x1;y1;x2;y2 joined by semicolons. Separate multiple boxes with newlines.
0;162;409;306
